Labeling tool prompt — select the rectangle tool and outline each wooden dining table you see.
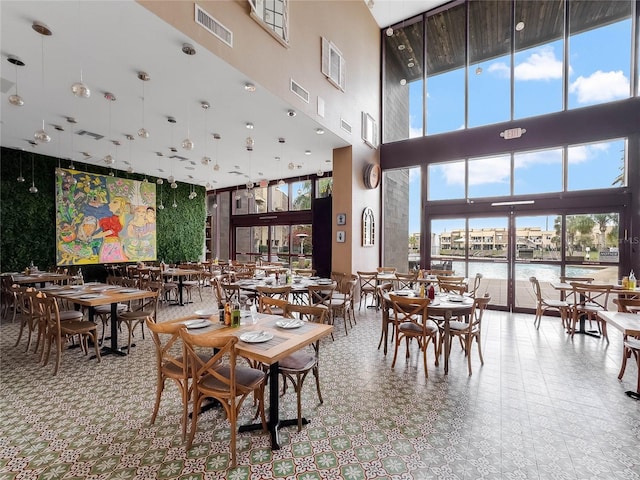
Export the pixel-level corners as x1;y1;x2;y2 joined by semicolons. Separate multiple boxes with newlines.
551;281;640;337
161;267;202;306
382;290;474;375
170;311;333;449
597;310;640;400
42;282;157;356
9;272;73;288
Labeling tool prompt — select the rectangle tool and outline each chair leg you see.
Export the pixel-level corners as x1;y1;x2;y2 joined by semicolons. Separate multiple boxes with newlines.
618;343;629;380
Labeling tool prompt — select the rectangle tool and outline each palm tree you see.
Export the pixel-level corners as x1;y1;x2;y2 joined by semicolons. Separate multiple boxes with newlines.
591;214;616;250
565;215;595;256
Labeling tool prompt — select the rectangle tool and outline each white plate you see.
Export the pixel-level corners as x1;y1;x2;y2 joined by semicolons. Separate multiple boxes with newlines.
447;295;464;302
119;289;140;293
194;309;217;318
183;319;211;329
240;331;274;343
78;294;101;300
276;319;304;329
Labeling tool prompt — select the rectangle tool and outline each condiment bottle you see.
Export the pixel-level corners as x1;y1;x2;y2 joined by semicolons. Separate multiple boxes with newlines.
224;302;231;326
419;283;425;298
428;284;435;300
231;302;241;327
629;270;637;290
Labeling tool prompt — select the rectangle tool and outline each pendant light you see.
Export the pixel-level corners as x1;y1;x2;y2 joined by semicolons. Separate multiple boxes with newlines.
212;133;221;171
17;150;25;183
172;189;178;208
33;21;52;143
137;72;150;138
157;182;165;210
200;101;211;165
126;134;134;173
181;43;196;151
103;92;116;165
71;1;90;98
67;127;78;184
277;137;286;186
29;153;38;194
7;56;25;106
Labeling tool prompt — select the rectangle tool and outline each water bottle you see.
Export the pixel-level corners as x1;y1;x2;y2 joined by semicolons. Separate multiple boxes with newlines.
78;267;84;284
629;270;637;290
231;302;241;328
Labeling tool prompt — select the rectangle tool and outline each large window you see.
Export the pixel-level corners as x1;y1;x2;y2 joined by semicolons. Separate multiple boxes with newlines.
383;0;636;136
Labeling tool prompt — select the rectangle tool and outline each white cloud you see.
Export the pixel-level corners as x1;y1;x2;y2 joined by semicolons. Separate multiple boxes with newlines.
488;46;563;81
569;70;629;103
409;126;422;138
468;156;510;186
568;141;611;164
515;149;562;169
436;162;465;186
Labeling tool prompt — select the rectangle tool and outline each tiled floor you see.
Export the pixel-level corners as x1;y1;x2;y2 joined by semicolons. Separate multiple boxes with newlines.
1;288;639;479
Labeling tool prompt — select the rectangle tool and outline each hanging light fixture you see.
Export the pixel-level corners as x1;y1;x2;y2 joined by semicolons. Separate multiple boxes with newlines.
212;133;221;171
7;56;25;106
201;101;211;165
29;153;38;193
137;71;150;138
70;2;90;98
181;43;196;151
157;182;165;210
172;189;178;208
212;190;218;209
126;134;134;173
33;21;52;143
67;127;78;184
17;150;25;183
103;92;116;165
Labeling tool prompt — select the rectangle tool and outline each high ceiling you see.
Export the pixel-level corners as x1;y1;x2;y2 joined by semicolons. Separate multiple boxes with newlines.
0;1;353;190
0;1;444;190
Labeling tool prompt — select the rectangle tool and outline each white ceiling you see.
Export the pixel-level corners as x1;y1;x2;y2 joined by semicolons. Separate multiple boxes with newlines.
0;1;442;190
365;0;448;28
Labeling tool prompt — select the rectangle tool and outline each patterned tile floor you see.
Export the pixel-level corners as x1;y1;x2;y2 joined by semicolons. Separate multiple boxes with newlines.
1;288;639;479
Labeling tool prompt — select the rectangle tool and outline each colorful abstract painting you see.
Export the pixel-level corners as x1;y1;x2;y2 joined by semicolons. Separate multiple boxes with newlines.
56;169;156;266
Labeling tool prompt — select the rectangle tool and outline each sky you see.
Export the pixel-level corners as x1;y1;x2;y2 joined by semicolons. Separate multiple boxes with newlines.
407;18;633;235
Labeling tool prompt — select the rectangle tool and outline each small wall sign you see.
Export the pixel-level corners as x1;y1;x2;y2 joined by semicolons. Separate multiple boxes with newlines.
336;213;346;225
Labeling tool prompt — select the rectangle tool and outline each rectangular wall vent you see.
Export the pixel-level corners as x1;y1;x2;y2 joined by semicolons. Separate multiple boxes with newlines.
290;79;310;103
76;130;104;140
195;4;233;47
340;118;352;134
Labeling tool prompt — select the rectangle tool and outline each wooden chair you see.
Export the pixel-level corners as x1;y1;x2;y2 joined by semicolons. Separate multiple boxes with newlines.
294;268;316;277
328;279;356;336
612;298;640;394
394;272;417;291
12;285;36;350
568;282;613;341
438;276;467;295
308;284;335;309
388;294;439;377
146;319;214;441
36;292;101;375
258;296;289;315
0;275;17;321
182;270;204;302
356;271;378;310
256;285;291;315
467;273;483;298
116;281;160;353
377;266;397;274
330;271;346;290
439;294;491;376
529;276;569;330
180;330;267;467
376;282;395;355
280;303;328;431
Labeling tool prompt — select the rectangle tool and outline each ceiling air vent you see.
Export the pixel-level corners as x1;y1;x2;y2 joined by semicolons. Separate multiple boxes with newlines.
340;118;352;134
168;154;189;161
76;129;104;140
195;4;233;48
290;79;310;104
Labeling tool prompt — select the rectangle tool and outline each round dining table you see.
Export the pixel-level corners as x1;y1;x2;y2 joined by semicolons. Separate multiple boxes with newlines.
382;290;474;375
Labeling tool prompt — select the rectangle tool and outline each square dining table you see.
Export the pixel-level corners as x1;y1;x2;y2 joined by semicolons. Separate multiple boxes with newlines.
42;282;157;356
173;311;333;449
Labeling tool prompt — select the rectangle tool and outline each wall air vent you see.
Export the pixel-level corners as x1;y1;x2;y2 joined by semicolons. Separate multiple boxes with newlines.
195;4;233;48
76;130;104;140
290;79;310;104
340;118;352;134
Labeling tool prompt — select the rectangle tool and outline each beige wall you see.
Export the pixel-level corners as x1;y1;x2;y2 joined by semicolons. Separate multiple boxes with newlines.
141;0;382;275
